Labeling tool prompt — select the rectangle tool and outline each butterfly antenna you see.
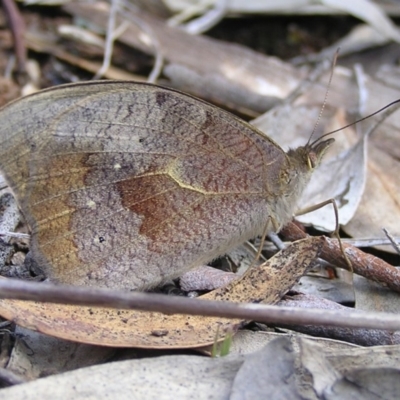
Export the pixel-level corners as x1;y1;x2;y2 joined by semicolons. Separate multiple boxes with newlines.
311;98;400;147
307;49;340;147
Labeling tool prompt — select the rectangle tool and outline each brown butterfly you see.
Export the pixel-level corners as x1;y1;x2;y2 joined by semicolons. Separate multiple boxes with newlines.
0;81;333;290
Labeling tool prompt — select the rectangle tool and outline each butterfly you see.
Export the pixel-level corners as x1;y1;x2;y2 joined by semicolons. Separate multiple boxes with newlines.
0;81;333;290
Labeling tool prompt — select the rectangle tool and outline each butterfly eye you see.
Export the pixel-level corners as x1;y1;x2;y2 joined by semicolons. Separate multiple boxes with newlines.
281;171;291;184
307;152;318;169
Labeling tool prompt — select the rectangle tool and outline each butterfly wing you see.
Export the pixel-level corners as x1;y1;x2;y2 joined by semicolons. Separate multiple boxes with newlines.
0;82;289;289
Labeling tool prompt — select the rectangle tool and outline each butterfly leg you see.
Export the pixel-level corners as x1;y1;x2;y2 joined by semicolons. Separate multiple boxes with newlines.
295;198;352;271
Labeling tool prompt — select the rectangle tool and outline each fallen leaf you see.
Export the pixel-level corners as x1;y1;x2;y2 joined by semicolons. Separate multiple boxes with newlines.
6;327;114;381
230;337;301;399
221;330;358;357
353;274;400;315
300;338;342;397
0;354;245;400
327;368;400;400
343;145;400;252
0;238;322;348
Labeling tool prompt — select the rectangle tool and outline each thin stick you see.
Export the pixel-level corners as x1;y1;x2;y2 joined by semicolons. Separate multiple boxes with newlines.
122;1;164;83
383;228;400;255
184;0;229;35
2;0;26;79
1;278;400;331
93;0;119;79
281;222;400;293
0;232;30;239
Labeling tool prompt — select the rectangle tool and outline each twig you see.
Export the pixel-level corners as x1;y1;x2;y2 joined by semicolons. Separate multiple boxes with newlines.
183;0;229;35
1;278;400;331
261;236;400;252
0;232;30;239
383;228;400;255
93;0;119;79
2;0;27;79
267;232;285;250
278;293;399;346
122;1;164;83
280;222;400;292
354;63;368;117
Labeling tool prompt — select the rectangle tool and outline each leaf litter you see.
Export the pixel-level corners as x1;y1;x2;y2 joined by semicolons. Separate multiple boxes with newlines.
0;1;400;398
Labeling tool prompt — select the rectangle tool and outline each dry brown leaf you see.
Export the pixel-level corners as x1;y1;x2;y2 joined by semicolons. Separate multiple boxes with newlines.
0;238;322;348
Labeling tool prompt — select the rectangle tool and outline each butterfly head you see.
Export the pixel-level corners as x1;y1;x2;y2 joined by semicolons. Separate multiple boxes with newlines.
284;137;334;199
